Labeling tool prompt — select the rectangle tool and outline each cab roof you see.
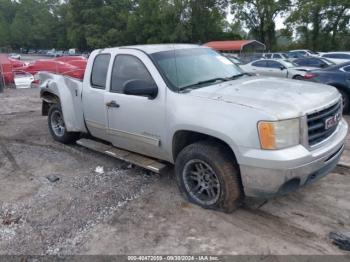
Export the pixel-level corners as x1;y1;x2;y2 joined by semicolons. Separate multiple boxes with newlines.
101;44;207;54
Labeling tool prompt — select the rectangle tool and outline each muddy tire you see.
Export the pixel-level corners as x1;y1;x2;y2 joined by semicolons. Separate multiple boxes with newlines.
48;104;79;144
175;141;244;213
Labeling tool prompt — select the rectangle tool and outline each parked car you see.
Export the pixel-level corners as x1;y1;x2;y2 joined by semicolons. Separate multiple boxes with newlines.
293;57;335;68
239;53;264;63
38;44;347;212
222;53;243;65
18;59;83;79
320;52;350;64
240;59;317;79
9;53;21;60
263;53;289;59
13;71;34;89
8;58;26;68
304;62;350;112
54;56;87;63
289;49;319;58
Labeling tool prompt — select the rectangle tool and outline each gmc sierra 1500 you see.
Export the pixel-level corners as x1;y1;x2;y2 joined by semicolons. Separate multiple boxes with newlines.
39;44;348;212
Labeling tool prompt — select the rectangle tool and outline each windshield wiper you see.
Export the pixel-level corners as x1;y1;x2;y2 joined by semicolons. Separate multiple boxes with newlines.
227;72;251;80
178;77;228;91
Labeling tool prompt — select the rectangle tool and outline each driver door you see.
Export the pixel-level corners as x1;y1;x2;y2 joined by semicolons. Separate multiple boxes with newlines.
104;50;168;160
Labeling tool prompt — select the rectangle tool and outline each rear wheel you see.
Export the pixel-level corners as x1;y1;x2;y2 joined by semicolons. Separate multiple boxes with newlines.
48;104;79;144
175;141;243;213
293;75;303;80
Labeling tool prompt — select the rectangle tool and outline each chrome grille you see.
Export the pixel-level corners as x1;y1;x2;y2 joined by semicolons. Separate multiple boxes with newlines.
307;101;342;146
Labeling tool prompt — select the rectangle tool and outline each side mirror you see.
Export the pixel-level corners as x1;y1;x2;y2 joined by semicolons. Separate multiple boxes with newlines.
320;63;327;68
280;66;286;70
124;79;158;99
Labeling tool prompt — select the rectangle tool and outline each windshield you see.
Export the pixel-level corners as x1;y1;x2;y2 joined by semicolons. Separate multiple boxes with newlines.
321;58;336;65
151;48;242;90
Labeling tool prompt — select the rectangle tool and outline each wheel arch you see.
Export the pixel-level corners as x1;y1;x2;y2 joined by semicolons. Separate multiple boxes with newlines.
172;130;239;165
328;82;350;96
41;91;61;116
292;74;303;79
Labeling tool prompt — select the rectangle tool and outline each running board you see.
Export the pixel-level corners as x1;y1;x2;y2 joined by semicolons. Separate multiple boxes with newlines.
76;138;168;174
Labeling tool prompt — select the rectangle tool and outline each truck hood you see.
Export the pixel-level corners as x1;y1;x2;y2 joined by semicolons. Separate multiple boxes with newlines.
188;76;340;119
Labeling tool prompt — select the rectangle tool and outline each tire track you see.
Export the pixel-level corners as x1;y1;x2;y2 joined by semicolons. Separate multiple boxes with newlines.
215;206;333;254
0;139;20;171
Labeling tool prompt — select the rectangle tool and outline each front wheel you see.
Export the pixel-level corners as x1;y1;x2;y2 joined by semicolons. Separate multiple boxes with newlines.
175;141;244;213
48;104;79;144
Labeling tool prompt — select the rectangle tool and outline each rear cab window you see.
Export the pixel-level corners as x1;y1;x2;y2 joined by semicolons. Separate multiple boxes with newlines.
91;54;111;89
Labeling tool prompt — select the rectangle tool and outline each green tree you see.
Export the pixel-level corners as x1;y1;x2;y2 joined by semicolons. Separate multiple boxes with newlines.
230;0;291;51
286;0;350;51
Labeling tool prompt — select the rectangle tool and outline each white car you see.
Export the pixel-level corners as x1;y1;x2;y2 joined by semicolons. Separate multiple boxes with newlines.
13;71;34;89
289;49;319;57
263;53;289;59
240;59;317;79
320;52;350;64
9;53;21;60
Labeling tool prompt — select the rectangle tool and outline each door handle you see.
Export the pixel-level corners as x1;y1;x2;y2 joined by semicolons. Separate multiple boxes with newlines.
106;100;120;108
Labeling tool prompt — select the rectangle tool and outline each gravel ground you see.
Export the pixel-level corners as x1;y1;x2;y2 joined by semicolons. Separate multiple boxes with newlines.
0;88;349;255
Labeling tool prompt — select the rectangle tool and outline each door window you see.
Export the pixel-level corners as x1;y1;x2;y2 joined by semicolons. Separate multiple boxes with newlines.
294;59;307;66
324;53;350;59
252;60;267;67
110;55;155;94
267;60;283;69
91;54;111;89
273;54;282;59
307;59;323;67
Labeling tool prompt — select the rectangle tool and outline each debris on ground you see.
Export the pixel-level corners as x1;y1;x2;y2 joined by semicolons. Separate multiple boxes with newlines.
94;166;104;174
2;213;21;226
329;231;350;251
46;174;60;183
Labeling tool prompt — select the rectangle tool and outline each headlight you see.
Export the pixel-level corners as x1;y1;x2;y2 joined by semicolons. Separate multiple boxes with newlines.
258;118;300;150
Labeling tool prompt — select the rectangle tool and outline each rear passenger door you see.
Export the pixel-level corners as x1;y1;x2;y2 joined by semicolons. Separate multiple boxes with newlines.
82;52;111;141
266;60;287;77
250;60;268;75
104;49;168;160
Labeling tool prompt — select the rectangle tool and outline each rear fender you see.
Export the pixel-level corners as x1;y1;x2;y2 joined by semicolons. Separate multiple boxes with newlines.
39;72;87;133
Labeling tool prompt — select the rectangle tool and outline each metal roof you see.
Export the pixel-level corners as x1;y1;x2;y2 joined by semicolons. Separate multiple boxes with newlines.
204;40;266;51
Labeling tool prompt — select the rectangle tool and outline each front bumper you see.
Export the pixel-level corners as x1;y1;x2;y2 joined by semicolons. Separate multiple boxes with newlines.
239;118;348;198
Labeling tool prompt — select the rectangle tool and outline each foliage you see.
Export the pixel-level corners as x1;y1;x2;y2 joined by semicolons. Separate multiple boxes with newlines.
285;0;350;51
0;0;349;51
230;0;291;51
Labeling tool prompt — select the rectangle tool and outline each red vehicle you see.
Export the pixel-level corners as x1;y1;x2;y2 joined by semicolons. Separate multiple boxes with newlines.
9;58;26;68
0;54;15;86
1;55;87;88
54;56;86;63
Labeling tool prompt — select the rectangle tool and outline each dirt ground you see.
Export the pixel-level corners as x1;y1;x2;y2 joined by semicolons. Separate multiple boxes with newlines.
0;88;350;255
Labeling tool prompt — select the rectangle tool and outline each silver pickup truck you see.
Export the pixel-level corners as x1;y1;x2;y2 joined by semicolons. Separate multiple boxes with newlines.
39;44;348;213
